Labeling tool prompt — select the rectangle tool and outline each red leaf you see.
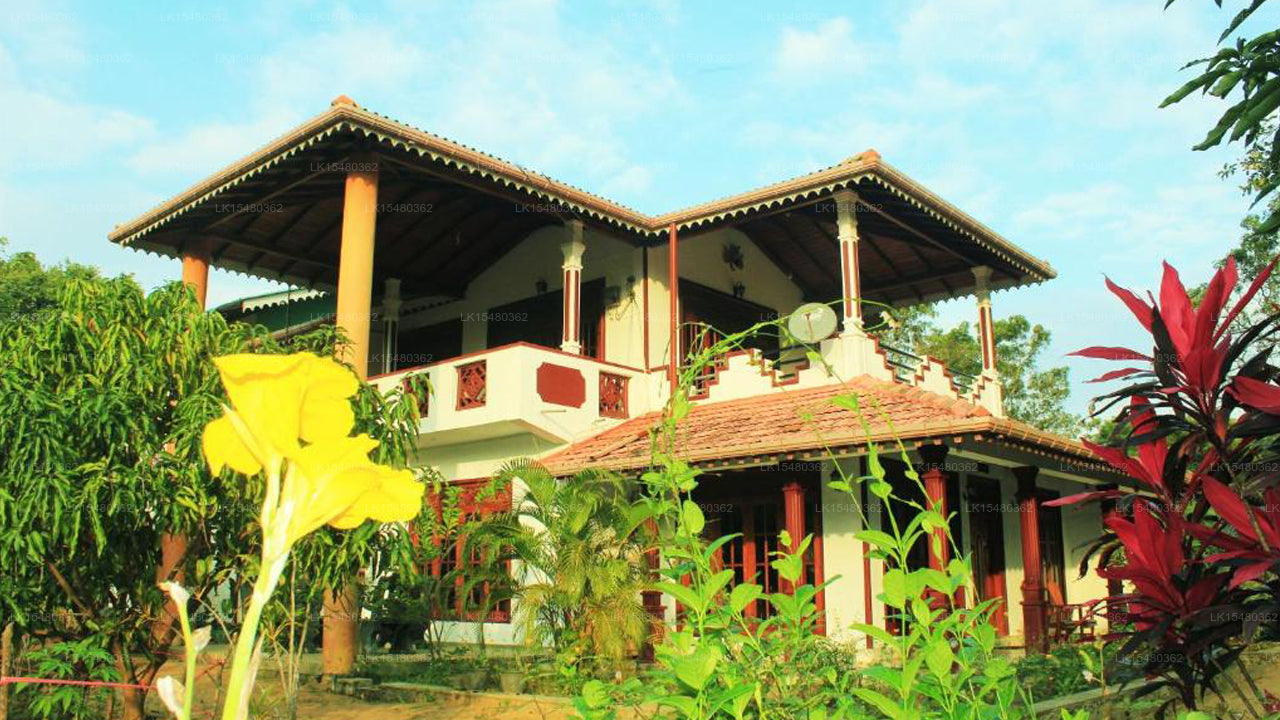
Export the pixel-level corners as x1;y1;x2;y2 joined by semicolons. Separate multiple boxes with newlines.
1230;560;1275;589
1106;276;1153;331
1229;376;1280;414
1203;477;1260;543
1044;490;1122;506
1160;262;1194;357
1196;257;1236;346
1217;254;1278;343
1070;346;1151;361
1086;367;1145;383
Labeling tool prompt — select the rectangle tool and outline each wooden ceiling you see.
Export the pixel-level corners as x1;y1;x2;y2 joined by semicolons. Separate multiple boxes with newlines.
730;192;1023;309
134;129;611;298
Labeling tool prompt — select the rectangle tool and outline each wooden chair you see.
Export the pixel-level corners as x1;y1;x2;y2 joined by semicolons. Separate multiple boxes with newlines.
1045;584;1100;645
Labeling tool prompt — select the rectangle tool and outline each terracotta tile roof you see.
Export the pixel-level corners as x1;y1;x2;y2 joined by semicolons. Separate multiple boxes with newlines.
541;376;1100;475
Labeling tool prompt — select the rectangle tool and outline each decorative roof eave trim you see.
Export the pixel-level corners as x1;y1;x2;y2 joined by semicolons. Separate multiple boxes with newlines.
108;101;1054;284
658;166;1054;283
109;105;655;247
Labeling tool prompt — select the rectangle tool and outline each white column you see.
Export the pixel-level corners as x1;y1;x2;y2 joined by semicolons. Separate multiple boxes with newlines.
833;189;863;336
560;220;586;354
381;277;401;374
972;266;997;377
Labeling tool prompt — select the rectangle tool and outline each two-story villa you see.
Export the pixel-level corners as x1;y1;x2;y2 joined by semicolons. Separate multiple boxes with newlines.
110;96;1125;673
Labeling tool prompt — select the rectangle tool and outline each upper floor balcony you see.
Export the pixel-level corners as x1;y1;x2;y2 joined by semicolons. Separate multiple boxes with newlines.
369;341;653;448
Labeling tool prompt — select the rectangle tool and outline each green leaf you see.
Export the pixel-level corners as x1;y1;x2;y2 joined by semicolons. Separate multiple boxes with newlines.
882;568;907;609
851;688;902;720
655;581;702;615
729;583;763;614
682;499;705;535
924;639;954;680
672;646;720;692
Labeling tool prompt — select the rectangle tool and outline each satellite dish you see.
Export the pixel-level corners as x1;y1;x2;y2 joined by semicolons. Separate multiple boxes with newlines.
787;303;838;343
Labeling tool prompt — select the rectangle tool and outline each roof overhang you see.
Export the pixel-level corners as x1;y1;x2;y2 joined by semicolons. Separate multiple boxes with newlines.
108;97;1056;305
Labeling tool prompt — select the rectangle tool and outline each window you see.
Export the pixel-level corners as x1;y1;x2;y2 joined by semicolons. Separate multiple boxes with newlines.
485;279;606;359
426;479;512;622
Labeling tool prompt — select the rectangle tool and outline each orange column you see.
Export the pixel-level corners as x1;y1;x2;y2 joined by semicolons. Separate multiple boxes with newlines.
334;163;379;379
324;158;379;676
156;238;214;647
180;237;214;307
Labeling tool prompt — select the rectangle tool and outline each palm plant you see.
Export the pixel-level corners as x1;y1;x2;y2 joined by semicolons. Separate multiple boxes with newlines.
466;459;652;670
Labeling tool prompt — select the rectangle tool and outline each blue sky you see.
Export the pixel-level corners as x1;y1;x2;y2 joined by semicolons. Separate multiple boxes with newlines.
0;0;1272;414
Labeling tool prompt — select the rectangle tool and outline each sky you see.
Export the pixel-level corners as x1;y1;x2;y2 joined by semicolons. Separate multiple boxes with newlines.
0;0;1272;415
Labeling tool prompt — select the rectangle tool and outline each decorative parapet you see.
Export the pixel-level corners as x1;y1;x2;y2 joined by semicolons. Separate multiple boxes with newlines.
677;331;1005;416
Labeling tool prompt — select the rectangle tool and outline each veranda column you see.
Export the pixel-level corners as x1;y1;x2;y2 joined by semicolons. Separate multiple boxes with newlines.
180;237;214;307
157;237;215;642
917;445;950;572
560;220;586;354
381;278;402;374
1014;465;1048;653
972;266;997;376
324;156;379;676
833;189;864;335
782;481;807;592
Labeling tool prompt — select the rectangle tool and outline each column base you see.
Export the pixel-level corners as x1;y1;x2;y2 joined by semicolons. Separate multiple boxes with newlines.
322;583;360;676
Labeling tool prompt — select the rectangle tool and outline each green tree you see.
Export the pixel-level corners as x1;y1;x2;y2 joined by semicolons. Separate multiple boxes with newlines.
1162;0;1280;233
0;238;98;323
0;275;427;720
470;460;651;676
882;306;1080;435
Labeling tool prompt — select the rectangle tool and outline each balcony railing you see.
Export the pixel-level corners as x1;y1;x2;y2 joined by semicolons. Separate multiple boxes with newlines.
372;342;647;446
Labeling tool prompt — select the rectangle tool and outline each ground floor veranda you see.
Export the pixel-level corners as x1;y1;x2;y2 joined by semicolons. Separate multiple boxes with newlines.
424;445;1115;655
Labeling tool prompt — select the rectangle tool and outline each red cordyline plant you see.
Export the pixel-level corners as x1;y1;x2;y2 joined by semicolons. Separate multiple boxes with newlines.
1057;256;1280;718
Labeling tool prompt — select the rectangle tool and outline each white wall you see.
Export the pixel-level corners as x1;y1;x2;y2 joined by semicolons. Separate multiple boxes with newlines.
820;458;869;644
398;224;647;368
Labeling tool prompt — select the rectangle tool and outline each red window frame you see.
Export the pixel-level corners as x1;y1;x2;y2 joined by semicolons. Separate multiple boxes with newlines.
426;478;512;623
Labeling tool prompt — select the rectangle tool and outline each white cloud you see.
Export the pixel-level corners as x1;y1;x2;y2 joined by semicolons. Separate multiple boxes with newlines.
773;18;863;78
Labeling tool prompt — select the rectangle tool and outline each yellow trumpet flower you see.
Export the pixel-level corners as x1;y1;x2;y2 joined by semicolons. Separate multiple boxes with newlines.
197;351;425;720
276;434;424;544
202;353;359;476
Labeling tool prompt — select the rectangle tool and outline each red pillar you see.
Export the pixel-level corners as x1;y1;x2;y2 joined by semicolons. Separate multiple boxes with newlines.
667;223;679;393
560;221;586;354
782;481;807;593
1014;466;1048;653
972;266;997;376
917;445;950;571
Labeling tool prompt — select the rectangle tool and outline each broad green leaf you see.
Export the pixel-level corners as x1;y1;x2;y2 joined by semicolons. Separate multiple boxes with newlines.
672;646;719;691
882;568;907;609
729;583;763;614
924;639;954;680
655;581;702;615
851;688;901;720
682;499;705;535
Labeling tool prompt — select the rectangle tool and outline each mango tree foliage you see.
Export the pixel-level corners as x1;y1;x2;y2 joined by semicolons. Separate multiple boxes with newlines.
0;276;263;718
0;276;430;720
